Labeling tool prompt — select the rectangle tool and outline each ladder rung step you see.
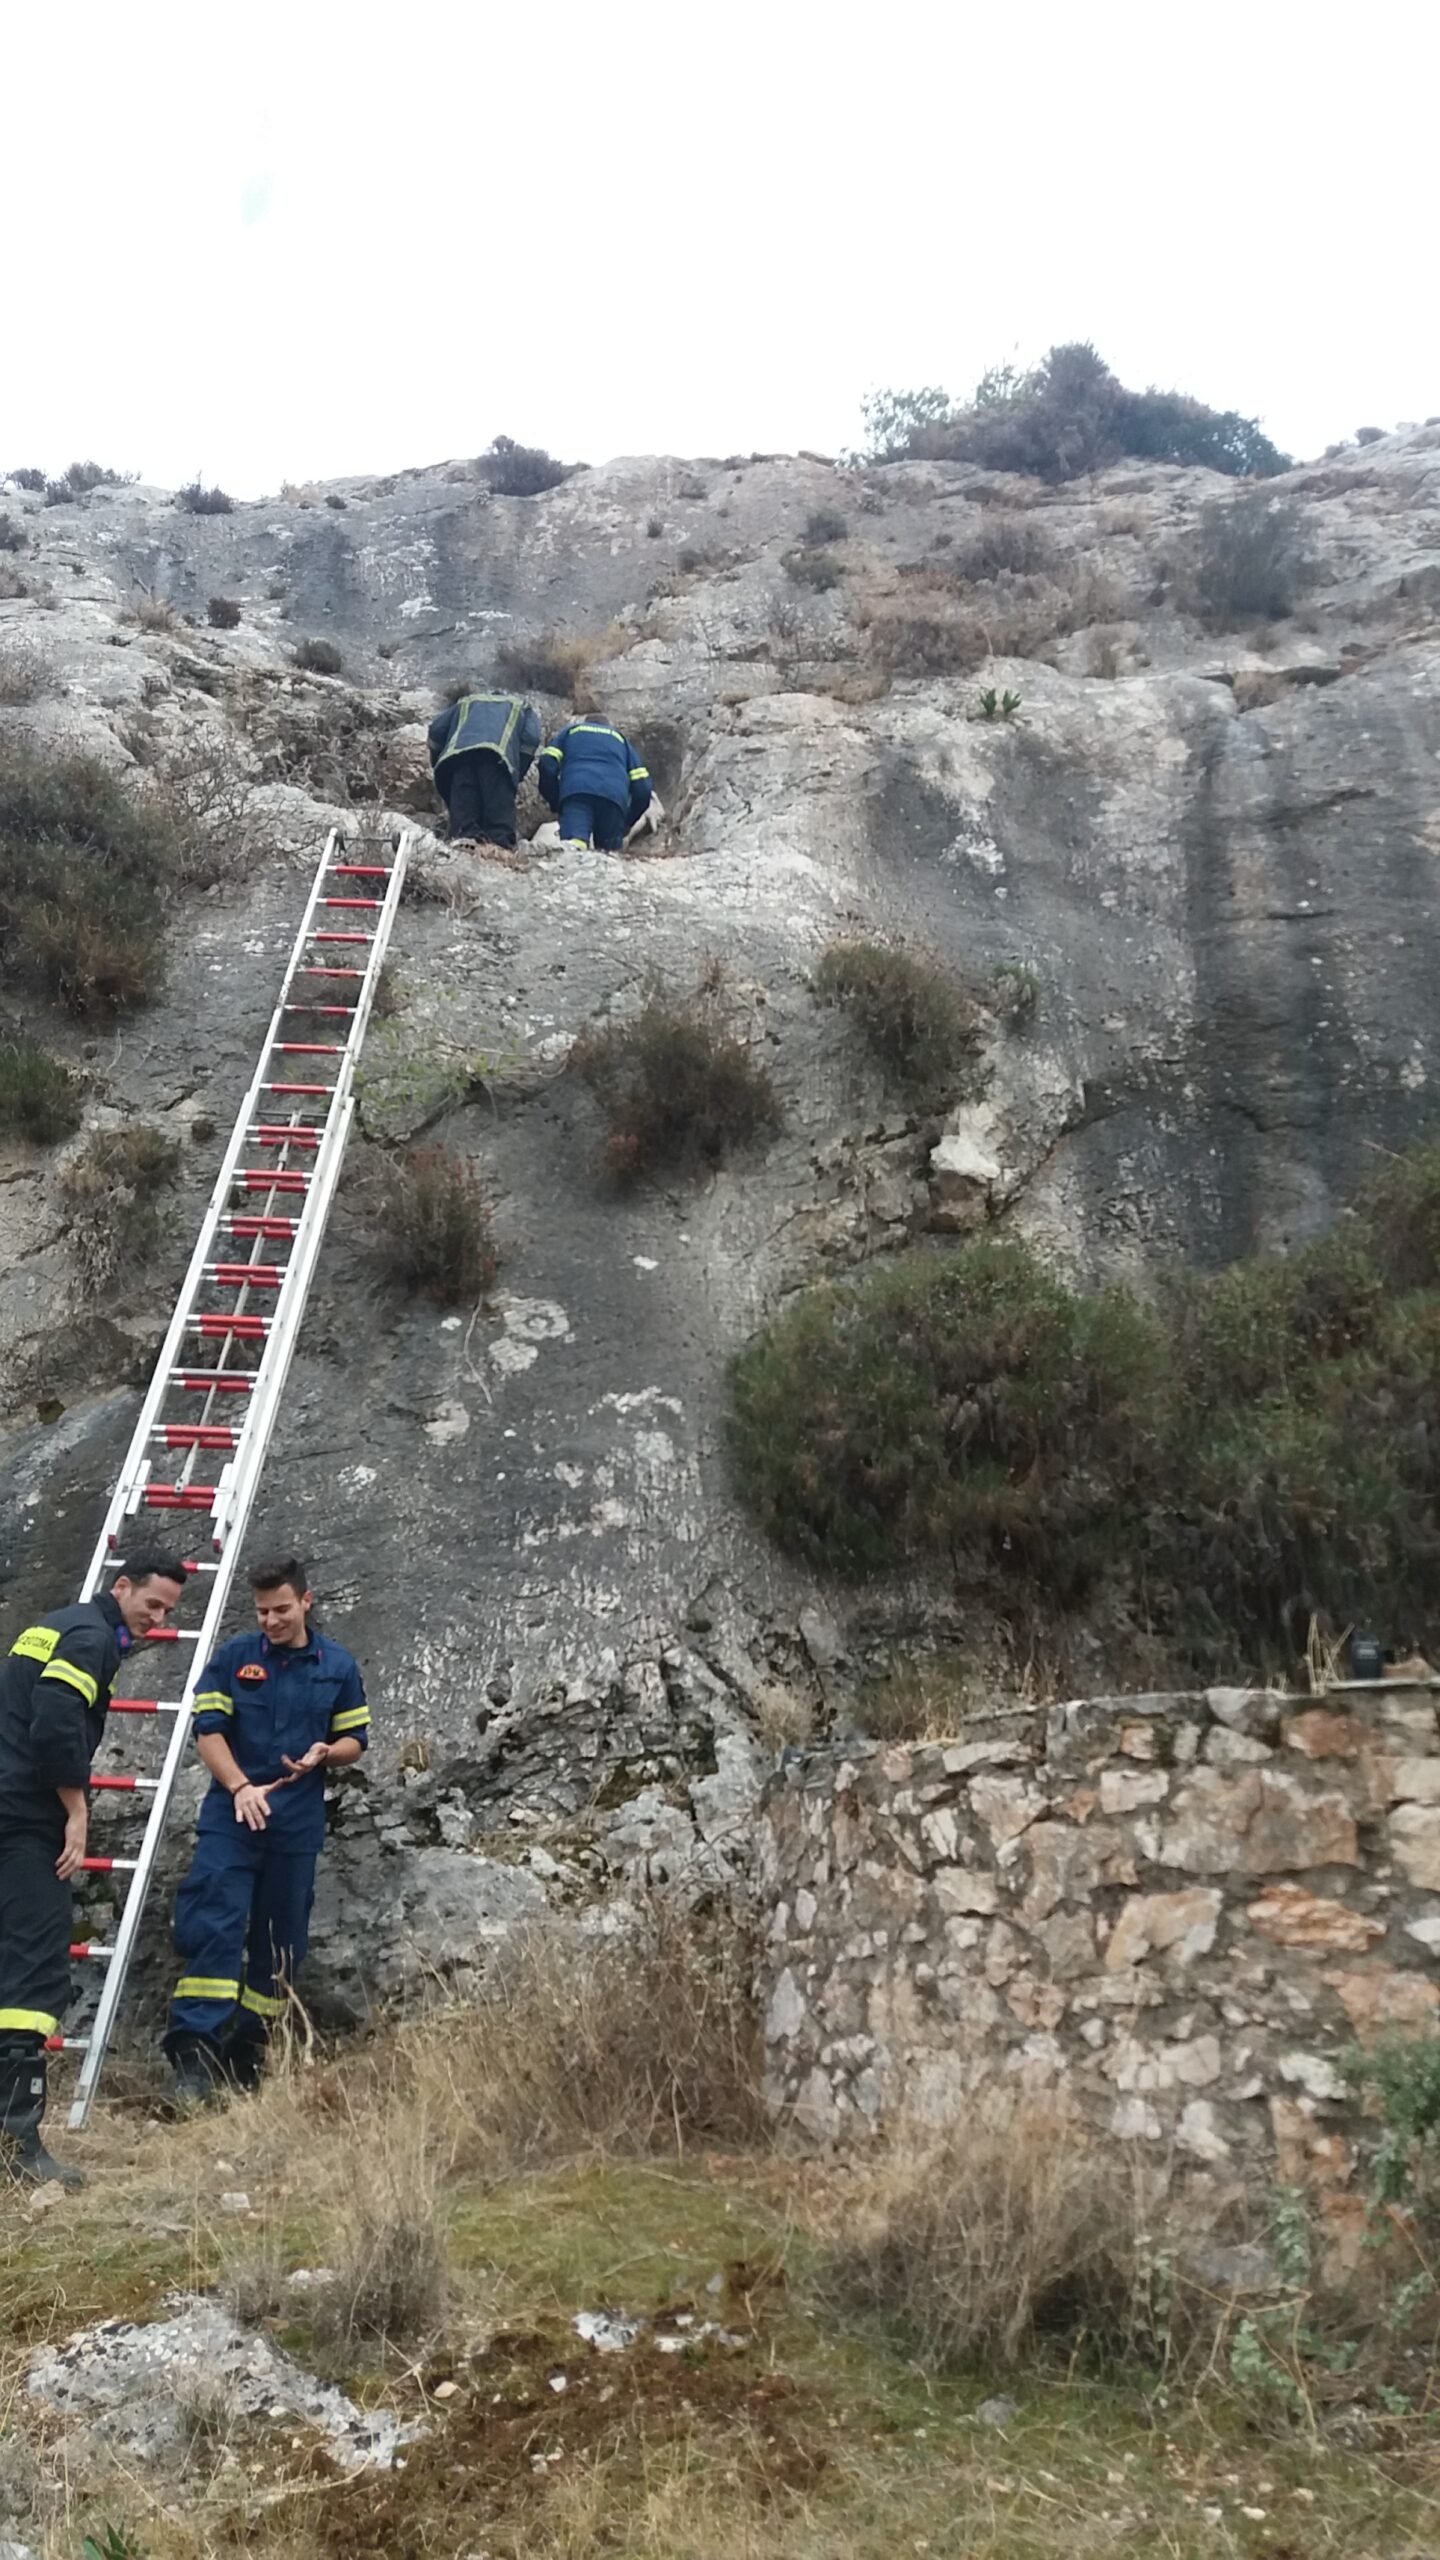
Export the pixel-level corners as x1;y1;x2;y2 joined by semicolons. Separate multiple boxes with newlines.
90;1775;159;1792
46;2036;89;2052
309;931;374;943
281;1004;354;1016
250;1128;322;1148
296;965;364;978
321;897;382;909
226;1216;298;1239
330;863;393;876
239;1168;310;1191
106;1698;182;1714
142;1628;202;1643
172;1371;256;1390
274;1043;343;1056
157;1425;239;1449
139;1484;218;1510
263;1083;332;1096
70;1944;115;1960
193;1313;270;1337
207;1264;284;1288
80;1858;136;1874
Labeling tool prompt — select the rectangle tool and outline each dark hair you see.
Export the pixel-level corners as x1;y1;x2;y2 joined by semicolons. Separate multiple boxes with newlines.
114;1551;190;1589
248;1553;309;1597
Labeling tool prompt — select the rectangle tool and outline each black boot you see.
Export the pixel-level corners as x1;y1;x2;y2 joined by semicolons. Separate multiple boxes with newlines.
221;2031;266;2095
166;2033;226;2112
0;2043;85;2190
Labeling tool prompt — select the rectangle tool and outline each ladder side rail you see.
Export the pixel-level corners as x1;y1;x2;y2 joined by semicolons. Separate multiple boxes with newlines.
78;832;346;1595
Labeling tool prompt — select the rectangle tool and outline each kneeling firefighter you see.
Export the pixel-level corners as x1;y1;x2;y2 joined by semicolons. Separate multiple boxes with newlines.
537;715;651;851
427;687;542;850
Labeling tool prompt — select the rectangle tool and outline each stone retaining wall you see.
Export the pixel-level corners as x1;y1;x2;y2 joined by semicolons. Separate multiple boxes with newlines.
757;1686;1440;2219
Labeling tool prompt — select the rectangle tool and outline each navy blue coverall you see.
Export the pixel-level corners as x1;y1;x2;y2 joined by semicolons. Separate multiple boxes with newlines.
164;1629;368;2063
537;720;652;850
427;693;542;849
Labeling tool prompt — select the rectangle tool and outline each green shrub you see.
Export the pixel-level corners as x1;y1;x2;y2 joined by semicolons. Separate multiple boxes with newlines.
291;636;344;675
11;467;46;493
206;595;242;629
478;435;572;496
1190;493;1316;624
952;514;1056;580
878;344;1289;484
976;686;1023;721
814;940;986;1101
0;511;26;551
728;1146;1440;1675
364;1144;499;1305
803;505;848;545
44;460;131;505
730;1239;1162;1582
0;740;200;1015
784;548;844;591
0;1037;82;1143
490;631;593;697
59;1124;180;1293
850;385;953;464
175;479;235;515
0;639;47;705
1344;2035;1440;2205
571;972;779;1185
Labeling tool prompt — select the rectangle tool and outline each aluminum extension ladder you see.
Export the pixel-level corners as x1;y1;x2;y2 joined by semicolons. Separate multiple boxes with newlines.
59;826;413;2128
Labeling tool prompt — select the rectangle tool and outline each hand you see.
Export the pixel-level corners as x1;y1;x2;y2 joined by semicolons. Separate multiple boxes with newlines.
281;1743;331;1777
231;1781;274;1831
56;1804;88;1881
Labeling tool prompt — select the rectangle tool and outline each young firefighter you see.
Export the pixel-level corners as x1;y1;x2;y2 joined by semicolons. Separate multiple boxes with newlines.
162;1555;369;2104
0;1553;189;2186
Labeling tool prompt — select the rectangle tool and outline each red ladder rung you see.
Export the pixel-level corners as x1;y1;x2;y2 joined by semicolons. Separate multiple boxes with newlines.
330;863;392;876
158;1425;238;1449
106;1698;180;1714
281;1004;354;1016
239;1169;309;1191
141;1628;195;1643
90;1775;158;1792
274;1044;342;1056
296;965;364;978
252;1127;322;1147
79;1858;136;1874
226;1216;297;1238
70;1944;115;1960
207;1264;283;1287
321;897;382;909
195;1313;269;1337
263;1082;332;1096
173;1372;255;1391
141;1484;218;1510
309;931;374;943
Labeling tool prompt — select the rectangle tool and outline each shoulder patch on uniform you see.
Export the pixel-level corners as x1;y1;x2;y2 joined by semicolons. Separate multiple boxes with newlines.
235;1662;267;1683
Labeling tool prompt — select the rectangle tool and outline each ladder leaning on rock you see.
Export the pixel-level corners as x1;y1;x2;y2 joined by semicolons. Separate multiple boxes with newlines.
59;827;413;2129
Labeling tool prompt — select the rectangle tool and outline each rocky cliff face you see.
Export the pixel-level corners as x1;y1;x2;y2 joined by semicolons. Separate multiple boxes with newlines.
2;429;1439;2021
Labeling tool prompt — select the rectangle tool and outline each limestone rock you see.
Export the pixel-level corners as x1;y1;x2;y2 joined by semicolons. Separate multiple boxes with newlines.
1245;1884;1385;1953
1389;1804;1440;1890
1283;1709;1370;1759
1104;1888;1222;1972
1324;1965;1440;2039
1159;1768;1357;1876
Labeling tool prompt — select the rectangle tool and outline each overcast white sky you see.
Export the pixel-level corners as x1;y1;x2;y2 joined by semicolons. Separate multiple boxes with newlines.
7;1;1435;497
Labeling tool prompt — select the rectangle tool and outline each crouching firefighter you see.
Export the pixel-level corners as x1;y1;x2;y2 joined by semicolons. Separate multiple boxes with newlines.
427;685;542;851
163;1555;369;2106
1;1554;189;2186
536;714;651;852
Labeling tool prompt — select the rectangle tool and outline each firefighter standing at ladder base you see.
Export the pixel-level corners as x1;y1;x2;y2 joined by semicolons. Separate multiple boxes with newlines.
426;685;542;852
163;1555;369;2105
0;1554;189;2187
537;714;651;852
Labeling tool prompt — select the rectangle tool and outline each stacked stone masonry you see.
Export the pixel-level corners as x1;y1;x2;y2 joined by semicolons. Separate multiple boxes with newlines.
757;1686;1440;2219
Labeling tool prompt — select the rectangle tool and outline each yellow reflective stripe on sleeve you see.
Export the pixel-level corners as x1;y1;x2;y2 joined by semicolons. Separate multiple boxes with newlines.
240;1986;288;2019
9;1626;60;1665
192;1691;234;1716
40;1658;98;1708
0;2006;59;2035
538;744;562;762
628;766;649;781
174;1976;240;2002
329;1706;371;1734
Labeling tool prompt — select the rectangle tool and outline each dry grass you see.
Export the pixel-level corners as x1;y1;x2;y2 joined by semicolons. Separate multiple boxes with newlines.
814;938;987;1103
58;1123;180;1293
361;1142;500;1305
0;636;48;703
856;550;1136;679
824;2102;1154;2371
129;596;181;633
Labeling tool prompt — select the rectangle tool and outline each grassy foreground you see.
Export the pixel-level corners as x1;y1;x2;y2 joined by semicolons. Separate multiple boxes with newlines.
4;2034;1440;2560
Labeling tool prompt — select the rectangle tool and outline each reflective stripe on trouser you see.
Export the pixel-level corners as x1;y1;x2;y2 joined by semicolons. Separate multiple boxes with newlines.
0;1828;72;2049
164;1825;317;2052
558;795;625;852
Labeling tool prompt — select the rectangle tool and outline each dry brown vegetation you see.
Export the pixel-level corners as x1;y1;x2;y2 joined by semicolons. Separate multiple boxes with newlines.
362;1142;500;1305
856;549;1133;679
571;966;780;1184
58;1122;181;1293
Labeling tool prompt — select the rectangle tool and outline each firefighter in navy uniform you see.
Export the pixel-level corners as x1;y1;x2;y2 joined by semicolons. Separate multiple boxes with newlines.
536;715;651;852
426;687;542;851
0;1554;188;2186
163;1555;369;2104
